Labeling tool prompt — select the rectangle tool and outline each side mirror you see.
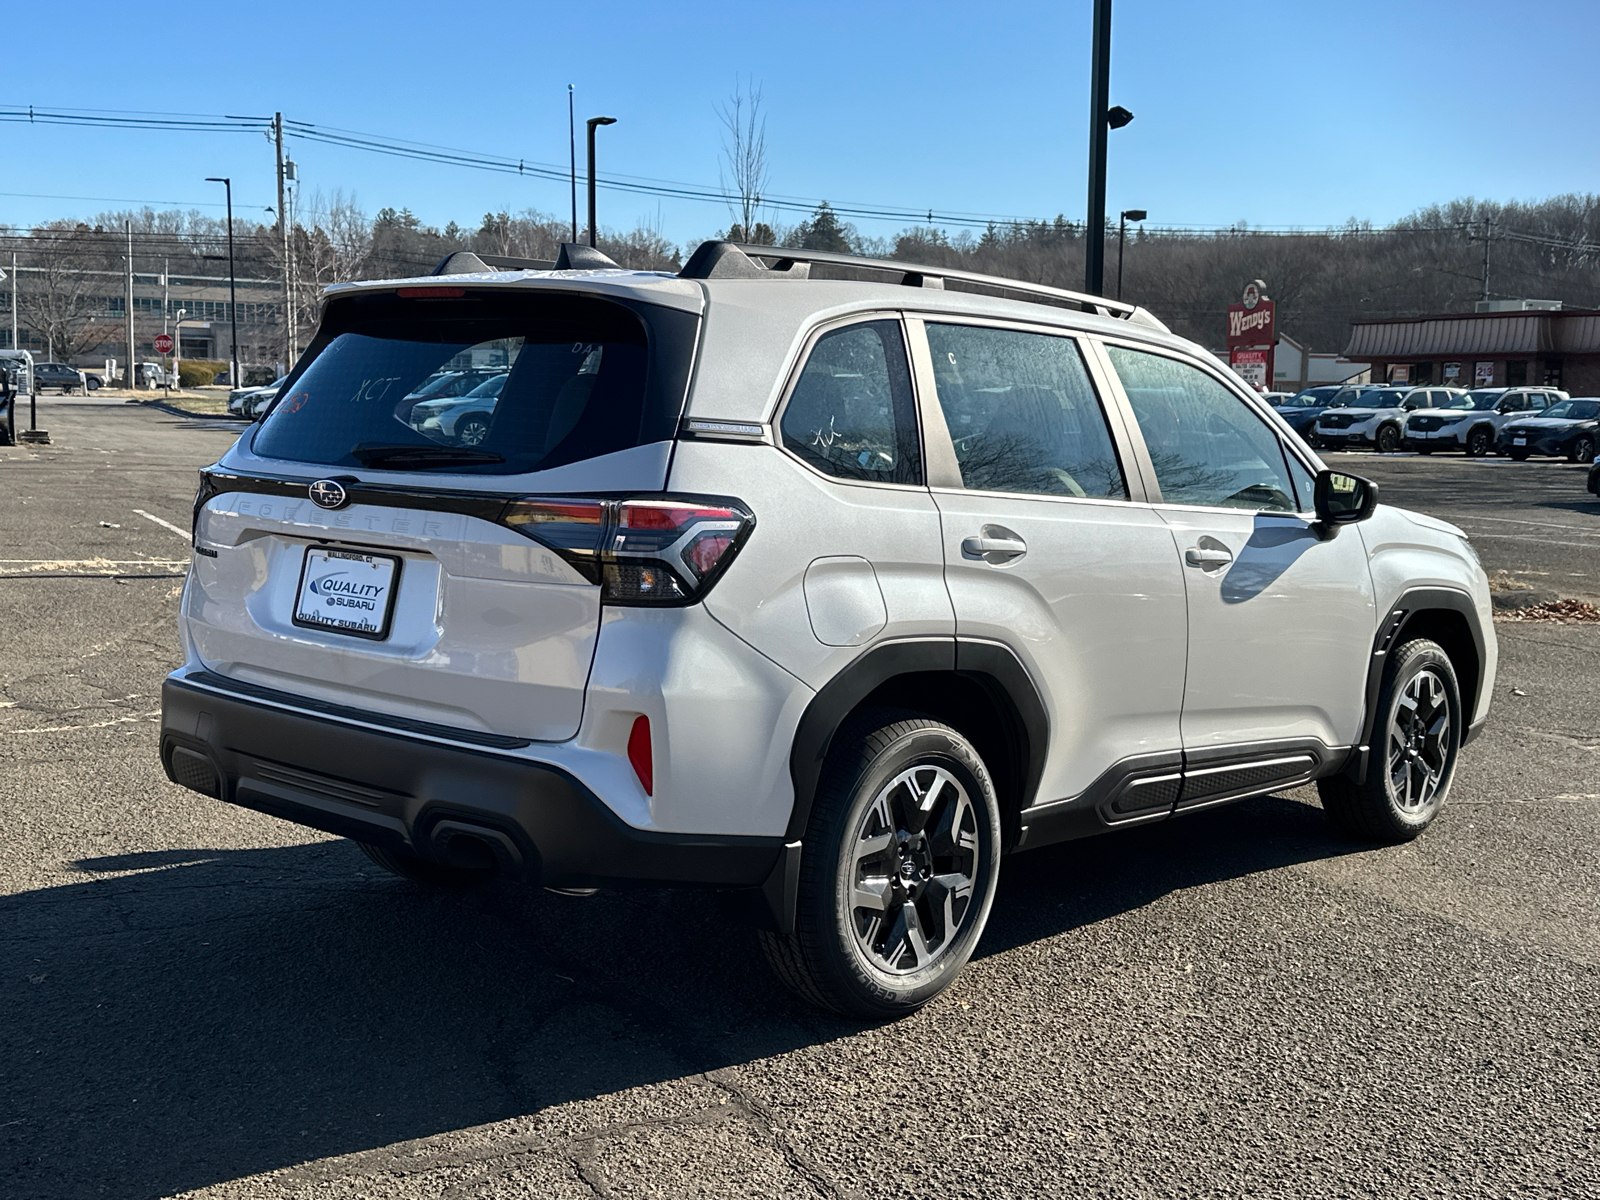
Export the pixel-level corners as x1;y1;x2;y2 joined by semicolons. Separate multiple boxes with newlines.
1313;469;1378;538
1497;401;1515;414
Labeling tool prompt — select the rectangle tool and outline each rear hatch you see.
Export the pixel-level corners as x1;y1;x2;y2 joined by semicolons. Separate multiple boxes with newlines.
187;282;701;742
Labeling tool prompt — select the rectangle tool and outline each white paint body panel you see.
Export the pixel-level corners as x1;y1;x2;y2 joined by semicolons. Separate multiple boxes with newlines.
189;491;600;741
930;489;1189;802
1155;507;1375;749
674;440;954;687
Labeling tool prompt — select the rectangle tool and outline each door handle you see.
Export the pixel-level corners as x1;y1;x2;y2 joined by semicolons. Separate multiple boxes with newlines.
962;533;1027;562
1185;546;1234;568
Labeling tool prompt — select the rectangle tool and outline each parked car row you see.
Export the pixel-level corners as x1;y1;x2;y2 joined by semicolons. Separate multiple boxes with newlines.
1274;384;1596;463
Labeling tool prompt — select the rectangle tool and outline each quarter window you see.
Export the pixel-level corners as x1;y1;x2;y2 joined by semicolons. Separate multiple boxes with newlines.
779;320;922;484
1107;346;1298;512
922;323;1127;499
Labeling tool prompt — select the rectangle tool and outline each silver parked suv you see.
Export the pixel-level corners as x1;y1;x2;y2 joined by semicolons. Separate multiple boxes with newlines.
160;242;1497;1017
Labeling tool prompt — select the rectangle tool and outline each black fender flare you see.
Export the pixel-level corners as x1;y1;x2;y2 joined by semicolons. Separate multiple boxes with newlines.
1352;586;1486;781
783;637;1049;842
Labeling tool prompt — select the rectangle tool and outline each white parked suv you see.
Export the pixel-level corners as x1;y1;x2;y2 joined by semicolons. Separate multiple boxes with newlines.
1404;386;1568;457
1313;385;1435;452
160;242;1497;1016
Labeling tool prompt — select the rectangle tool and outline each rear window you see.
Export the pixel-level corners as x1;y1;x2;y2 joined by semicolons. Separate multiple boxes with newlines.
253;289;698;474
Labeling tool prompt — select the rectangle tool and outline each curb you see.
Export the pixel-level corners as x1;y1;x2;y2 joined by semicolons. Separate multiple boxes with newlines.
134;399;245;422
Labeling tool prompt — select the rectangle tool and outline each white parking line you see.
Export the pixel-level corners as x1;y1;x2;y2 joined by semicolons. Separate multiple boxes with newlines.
1452;513;1600;535
133;509;190;541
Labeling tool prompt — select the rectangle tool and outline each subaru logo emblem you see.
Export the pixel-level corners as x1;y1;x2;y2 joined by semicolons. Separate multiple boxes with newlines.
308;479;348;510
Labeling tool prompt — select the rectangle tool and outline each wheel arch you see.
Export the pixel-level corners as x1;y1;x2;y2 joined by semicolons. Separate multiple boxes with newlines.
1352;587;1485;782
785;638;1048;846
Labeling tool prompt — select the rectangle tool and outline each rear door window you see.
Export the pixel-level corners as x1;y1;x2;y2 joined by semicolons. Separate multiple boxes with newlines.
252;290;698;475
922;323;1127;499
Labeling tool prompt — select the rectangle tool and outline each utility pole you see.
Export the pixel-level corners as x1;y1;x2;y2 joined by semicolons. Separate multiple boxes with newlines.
125;220;136;391
207;177;240;389
1480;216;1492;303
1084;0;1113;295
9;252;16;353
274;113;291;372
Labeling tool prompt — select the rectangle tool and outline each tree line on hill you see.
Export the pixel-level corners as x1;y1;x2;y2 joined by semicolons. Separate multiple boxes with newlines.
5;191;1600;364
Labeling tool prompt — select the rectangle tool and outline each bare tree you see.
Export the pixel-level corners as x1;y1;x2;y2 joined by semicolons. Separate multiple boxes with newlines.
15;223;113;360
717;79;770;243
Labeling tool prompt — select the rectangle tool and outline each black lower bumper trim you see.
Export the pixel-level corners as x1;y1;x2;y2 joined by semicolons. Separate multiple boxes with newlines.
160;674;782;890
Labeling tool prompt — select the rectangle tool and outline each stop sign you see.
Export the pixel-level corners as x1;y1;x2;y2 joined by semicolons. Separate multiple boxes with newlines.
153;334;174;354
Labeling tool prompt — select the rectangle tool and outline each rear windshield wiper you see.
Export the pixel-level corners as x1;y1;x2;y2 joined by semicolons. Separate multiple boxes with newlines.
351;443;505;469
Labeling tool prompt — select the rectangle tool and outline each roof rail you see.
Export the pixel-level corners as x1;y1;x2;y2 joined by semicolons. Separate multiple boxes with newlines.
430;244;621;276
678;241;1168;332
431;250;554;276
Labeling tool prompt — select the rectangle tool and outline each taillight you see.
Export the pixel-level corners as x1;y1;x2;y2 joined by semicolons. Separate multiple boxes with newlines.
499;494;754;606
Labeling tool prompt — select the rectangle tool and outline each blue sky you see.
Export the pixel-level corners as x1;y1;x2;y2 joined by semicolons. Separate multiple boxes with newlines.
3;0;1598;244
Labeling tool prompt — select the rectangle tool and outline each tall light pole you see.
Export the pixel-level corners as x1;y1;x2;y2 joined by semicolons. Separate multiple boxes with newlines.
586;116;616;248
568;86;579;244
1084;0;1135;295
206;176;240;388
1117;209;1146;301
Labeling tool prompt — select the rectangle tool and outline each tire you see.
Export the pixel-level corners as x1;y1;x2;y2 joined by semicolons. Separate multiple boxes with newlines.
759;711;1003;1019
357;840;494;888
1317;638;1461;843
1509;449;1529;461
456;417;490;446
1466;426;1493;457
1375;423;1401;453
1569;435;1595;464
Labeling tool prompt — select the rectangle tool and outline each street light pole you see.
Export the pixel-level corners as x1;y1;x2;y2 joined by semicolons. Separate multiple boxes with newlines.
586;116;616;248
569;86;578;244
1117;209;1146;301
1084;0;1113;295
206;177;240;389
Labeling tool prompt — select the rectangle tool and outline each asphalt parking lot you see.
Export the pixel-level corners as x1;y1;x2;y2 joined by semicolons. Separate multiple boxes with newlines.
2;400;1597;1199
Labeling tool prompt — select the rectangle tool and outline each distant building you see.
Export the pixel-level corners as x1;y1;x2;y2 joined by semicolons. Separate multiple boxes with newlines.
1343;301;1600;393
0;269;286;372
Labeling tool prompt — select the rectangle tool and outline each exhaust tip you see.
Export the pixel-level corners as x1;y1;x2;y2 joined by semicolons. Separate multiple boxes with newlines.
426;819;525;878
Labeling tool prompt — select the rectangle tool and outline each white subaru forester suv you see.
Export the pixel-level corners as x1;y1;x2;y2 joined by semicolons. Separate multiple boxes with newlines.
161;241;1496;1017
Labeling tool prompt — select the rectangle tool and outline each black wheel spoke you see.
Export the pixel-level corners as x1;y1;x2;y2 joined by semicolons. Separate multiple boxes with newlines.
848;763;981;976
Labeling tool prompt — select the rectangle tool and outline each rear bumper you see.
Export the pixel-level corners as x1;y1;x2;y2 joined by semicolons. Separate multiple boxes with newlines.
159;671;783;890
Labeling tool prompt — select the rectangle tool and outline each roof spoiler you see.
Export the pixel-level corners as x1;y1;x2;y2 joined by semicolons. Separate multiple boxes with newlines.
430;243;618;276
678;240;1168;331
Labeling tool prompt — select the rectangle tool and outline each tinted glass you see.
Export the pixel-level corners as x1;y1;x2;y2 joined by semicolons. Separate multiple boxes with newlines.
1467;390;1501;409
1107;346;1296;512
1285;453;1317;512
1570;400;1600;419
923;324;1126;499
252;291;696;475
779;320;922;485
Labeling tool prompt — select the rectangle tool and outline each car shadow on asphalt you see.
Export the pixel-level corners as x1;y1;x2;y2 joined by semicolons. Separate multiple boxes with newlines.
0;792;1361;1199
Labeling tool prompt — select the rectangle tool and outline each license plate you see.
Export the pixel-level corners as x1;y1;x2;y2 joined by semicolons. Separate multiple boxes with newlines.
1513;437;1527;445
293;546;401;640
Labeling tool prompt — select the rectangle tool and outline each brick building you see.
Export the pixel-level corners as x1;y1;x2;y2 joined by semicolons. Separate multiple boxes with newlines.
1342;301;1600;395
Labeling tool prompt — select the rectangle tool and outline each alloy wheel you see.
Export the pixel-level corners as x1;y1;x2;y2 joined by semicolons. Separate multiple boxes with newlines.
1387;668;1451;812
848;764;980;975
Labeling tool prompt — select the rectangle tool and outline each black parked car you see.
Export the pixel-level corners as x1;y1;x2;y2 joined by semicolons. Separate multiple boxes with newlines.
1497;398;1600;462
33;361;86;394
1272;385;1346;445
